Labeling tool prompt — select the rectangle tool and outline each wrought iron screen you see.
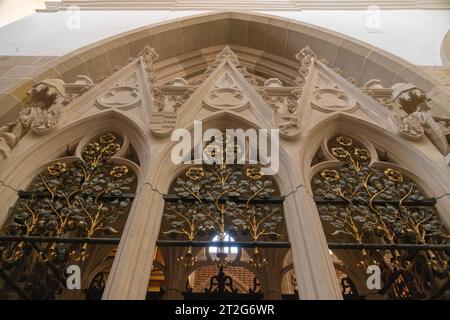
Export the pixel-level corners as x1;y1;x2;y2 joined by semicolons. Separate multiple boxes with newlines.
0;132;136;299
312;135;450;299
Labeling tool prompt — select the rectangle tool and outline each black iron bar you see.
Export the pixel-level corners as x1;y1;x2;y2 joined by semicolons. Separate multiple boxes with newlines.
327;243;450;250
0;236;449;250
18;191;135;201
378;269;402;296
0;236;120;244
313;197;436;206
0;268;30;300
157;241;450;250
164;194;436;206
156;240;291;248
18;191;438;207
163;194;284;204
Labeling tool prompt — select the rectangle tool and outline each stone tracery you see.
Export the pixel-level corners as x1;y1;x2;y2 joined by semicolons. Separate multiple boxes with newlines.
0;12;448;300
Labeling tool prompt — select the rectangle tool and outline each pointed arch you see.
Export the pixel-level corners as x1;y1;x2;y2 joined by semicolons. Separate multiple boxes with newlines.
301;113;450;227
0;110;151;225
302;114;450;299
0;115;147;299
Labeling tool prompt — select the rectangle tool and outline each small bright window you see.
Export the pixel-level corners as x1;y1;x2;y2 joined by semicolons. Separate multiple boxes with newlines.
209;233;238;255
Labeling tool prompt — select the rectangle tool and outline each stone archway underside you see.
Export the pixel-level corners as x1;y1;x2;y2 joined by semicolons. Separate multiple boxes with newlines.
1;11;449;124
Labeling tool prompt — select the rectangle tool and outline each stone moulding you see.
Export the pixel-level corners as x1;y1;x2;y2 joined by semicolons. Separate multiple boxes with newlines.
1;11;446;129
40;1;450;11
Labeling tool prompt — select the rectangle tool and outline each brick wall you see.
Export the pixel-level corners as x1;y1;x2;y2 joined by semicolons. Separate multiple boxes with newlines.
193;265;256;292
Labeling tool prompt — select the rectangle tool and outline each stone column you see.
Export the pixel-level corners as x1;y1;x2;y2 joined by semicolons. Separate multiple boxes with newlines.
258;248;288;300
159;246;188;300
102;183;165;299
280;164;343;299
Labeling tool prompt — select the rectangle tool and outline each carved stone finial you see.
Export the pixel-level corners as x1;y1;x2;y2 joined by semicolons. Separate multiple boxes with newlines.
216;46;239;62
294;46;317;86
195;46;257;86
138;45;159;83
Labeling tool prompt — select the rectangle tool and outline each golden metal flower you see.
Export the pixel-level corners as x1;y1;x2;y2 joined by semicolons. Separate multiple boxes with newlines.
186;167;205;180
246;167;262;180
47;162;67;176
104;143;121;155
83;142;101;155
204;144;220;159
331;147;349;158
354;148;370;161
225;143;241;156
384;168;403;182
110;165;129;178
320;169;340;181
336;136;353;146
99;133;116;144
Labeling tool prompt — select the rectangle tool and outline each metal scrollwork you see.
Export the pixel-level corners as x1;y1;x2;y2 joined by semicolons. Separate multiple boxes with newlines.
0;132;137;299
312;135;449;299
161;134;285;268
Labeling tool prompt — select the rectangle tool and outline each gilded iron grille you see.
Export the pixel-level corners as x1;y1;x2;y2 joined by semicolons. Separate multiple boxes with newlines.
159;162;287;268
312;135;450;299
157;134;291;298
0;132;136;299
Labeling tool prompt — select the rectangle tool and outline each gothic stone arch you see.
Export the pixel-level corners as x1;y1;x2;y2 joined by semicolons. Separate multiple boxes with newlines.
0;12;449;301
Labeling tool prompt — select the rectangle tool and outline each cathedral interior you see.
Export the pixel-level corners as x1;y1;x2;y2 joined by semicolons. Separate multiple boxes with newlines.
0;1;449;300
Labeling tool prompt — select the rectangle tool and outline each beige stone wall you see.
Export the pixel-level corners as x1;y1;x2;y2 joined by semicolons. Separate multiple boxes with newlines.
0;11;449;301
0;55;56;123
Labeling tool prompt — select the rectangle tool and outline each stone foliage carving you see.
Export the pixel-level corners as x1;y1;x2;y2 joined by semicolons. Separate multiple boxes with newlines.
362;80;450;163
386;82;450;162
0;76;94;161
151;83;194;113
258;78;302;138
294;46;316;87
195;46;257;86
149;86;194;137
149;77;194;137
137;45;159;83
138;46;195;137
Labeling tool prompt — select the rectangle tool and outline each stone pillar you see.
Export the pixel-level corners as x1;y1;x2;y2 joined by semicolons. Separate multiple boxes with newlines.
280;171;342;300
258;248;288;300
102;183;165;299
159;246;188;300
